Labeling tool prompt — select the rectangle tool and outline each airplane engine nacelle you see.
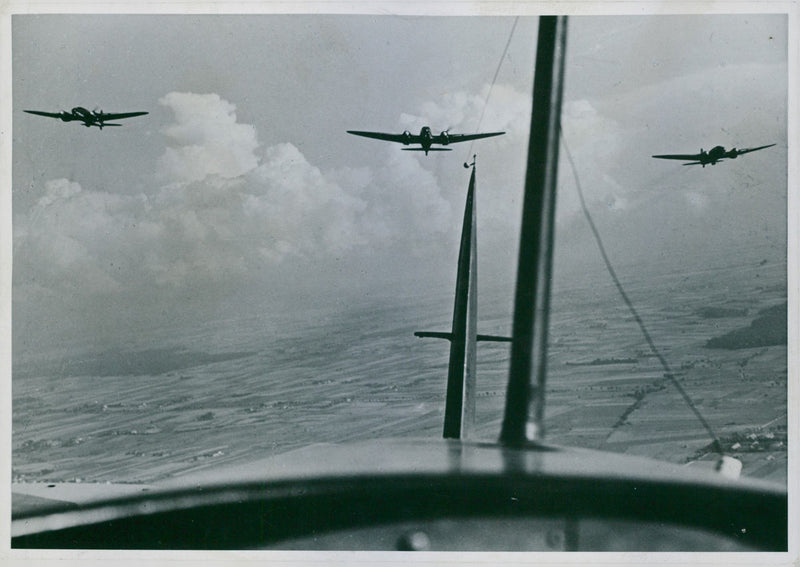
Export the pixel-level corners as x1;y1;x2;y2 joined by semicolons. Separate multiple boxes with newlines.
728;148;738;158
440;131;450;145
402;130;412;145
60;112;72;121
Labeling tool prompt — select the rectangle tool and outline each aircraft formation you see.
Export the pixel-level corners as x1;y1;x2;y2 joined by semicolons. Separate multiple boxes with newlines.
24;107;148;129
652;143;775;167
23;106;776;171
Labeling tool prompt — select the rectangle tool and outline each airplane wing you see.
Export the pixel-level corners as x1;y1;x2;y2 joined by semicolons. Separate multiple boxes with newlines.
24;110;64;119
414;331;452;340
733;143;776;156
100;111;149;120
476;334;513;342
414;331;511;341
651;153;702;161
346;131;419;144
443;132;505;144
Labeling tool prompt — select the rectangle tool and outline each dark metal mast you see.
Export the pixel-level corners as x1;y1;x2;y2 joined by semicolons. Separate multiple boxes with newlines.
500;16;568;445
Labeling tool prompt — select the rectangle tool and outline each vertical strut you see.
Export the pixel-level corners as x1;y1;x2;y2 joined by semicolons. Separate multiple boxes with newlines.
500;16;568;445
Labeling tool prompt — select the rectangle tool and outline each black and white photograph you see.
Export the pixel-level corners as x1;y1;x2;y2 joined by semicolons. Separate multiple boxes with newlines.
3;1;795;562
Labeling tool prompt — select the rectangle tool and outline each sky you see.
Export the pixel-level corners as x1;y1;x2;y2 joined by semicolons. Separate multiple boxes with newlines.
8;10;790;354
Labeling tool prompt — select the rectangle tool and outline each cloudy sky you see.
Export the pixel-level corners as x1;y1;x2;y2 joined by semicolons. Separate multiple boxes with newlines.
9;10;789;353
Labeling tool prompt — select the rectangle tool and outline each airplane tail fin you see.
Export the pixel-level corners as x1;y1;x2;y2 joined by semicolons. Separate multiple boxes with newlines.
413;164;515;440
413;165;510;438
442;165;477;439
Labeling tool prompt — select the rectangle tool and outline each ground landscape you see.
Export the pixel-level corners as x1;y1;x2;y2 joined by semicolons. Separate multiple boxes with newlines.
12;244;787;499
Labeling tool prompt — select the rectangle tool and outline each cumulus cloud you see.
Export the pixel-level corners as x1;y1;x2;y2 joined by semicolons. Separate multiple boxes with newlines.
558;99;629;222
15;178;151;295
14;61;785;345
14;91;466;310
158;92;260;183
399;83;529;137
558;61;786;225
242;142;369;261
684;191;709;212
397;82;532;249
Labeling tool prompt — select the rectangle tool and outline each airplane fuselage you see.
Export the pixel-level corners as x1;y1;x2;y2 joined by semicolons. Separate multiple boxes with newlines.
73;107;103;127
54;107;92;124
696;145;727;166
420;126;434;151
400;126;438;154
398;127;449;154
57;107;112;128
695;146;746;167
705;145;726;163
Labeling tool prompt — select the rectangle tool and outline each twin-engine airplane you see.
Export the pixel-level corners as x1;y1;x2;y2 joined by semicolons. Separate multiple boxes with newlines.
347;126;505;155
652;143;775;167
24;107;149;129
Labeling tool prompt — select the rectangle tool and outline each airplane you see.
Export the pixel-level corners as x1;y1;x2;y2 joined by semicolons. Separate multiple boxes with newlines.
12;17;787;552
23;107;149;129
652;143;776;167
347;126;505;155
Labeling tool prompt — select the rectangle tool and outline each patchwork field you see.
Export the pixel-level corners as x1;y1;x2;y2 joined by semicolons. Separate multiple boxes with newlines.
12;254;787;490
